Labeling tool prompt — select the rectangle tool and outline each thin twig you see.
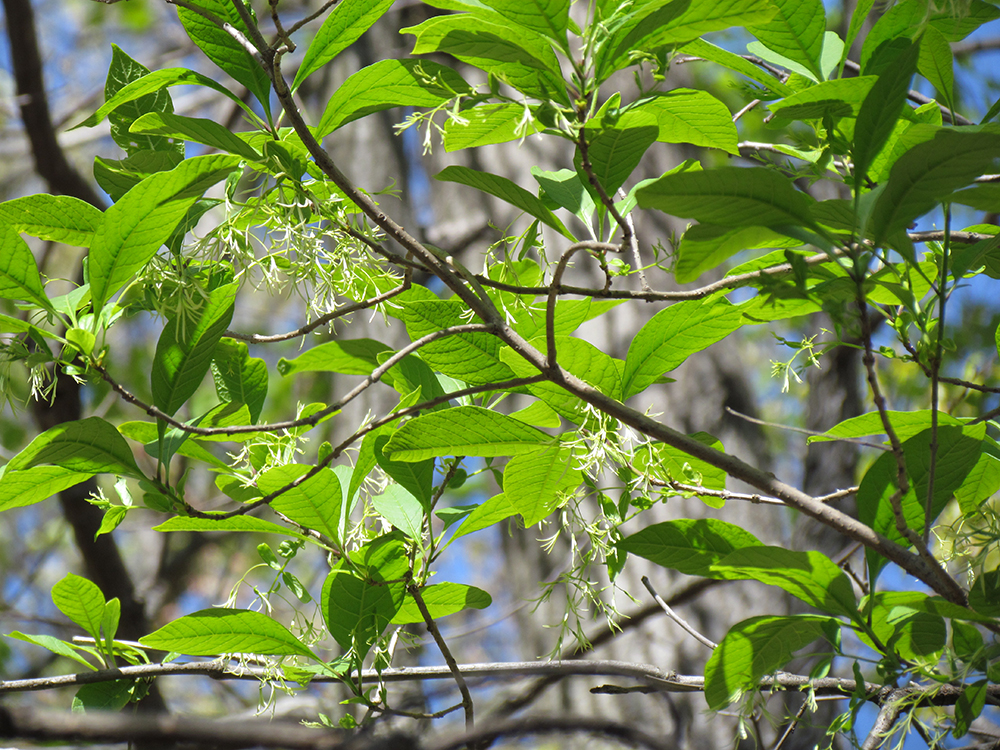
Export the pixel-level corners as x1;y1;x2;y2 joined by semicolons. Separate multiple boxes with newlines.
547;241;621;368
410;584;475;732
577;128;630;243
924;206;951;544
725;406;890;451
640;576;716;649
733;99;761;122
223;278;410;343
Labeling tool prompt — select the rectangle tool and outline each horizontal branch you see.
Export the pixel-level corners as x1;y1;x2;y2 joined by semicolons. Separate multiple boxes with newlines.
2;657;990;710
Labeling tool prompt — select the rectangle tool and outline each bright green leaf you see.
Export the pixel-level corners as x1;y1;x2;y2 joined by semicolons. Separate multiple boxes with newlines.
140;609;315;657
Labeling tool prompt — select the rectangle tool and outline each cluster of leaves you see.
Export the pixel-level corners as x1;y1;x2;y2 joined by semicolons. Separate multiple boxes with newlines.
2;0;1000;744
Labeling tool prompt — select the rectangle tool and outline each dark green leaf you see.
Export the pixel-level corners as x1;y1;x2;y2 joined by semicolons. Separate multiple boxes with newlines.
870;126;1000;249
675;224;801;283
212;339;268;423
374;433;434;507
322;536;408;656
770;76;877;121
853;39;920;193
576;121;659;196
917;26;954;111
151;283;237;417
105;45;182;157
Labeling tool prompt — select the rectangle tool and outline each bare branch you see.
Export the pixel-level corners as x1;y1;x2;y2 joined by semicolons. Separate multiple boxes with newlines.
640;576;717;649
224;277;411;343
410;584;475;731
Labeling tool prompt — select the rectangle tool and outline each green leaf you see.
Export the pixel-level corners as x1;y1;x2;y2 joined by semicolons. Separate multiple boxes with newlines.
176;0;271;118
153;515;309;540
619;518;763;577
444;102;537;152
258;465;342;542
374;433;434;507
0;194;103;246
955;448;1000;515
212;339;268;423
383;406;552;461
853;39;920;194
402;14;566;103
769;76;878;121
7;417;144;479
843;0;875;62
623;297;744;398
636;167;816;229
712;546;858;617
870;127;1000;248
450;492;522;540
858;424;984;584
89;155;240;311
293;0;395;91
8;632;98;670
73;680;135;713
705;615;836;710
748;0;826;81
623;90;738;154
372;484;425;539
481;0;569;41
917;25;954;111
681;38;793;98
634;432;727;494
531;168;595;224
52;573;106;641
105;45;183;157
277;338;391;378
140;609;315;657
807;409;960;443
151;283;237;417
675;224;801;283
401;300;516;384
955;681;989;738
318;59;472;137
576;121;659;196
392;583;492;624
436;165;574;240
322;536;408;656
130;112;261;161
858;591;946;662
503;444;581;525
511;400;561;428
77;67;260;132
500;336;623;422
598;0;777;80
0;225;51;310
0;466;93;512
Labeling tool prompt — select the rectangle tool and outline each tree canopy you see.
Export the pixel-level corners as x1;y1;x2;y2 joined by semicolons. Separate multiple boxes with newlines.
2;0;1000;748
